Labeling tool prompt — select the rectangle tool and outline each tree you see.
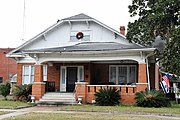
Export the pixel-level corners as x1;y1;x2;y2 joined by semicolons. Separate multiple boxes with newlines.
127;0;180;76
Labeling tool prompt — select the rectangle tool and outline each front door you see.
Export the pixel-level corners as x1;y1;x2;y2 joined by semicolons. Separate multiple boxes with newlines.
60;66;84;92
66;67;77;92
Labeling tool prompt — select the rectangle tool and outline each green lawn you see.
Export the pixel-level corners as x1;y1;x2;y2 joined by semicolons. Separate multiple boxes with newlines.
57;104;180;115
5;113;170;120
0;99;33;109
0;111;11;115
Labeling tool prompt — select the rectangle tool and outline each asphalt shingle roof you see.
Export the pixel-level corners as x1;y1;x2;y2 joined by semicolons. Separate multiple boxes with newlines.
23;42;144;53
62;13;93;20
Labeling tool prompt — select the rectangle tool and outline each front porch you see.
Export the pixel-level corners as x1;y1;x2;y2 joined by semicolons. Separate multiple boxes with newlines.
28;60;153;104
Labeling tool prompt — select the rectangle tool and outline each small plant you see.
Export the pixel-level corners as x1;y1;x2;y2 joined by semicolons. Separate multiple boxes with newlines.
94;87;120;106
0;81;11;100
135;89;171;107
13;84;32;102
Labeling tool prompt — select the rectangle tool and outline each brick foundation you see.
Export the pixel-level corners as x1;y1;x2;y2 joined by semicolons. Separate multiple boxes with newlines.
32;83;45;100
75;82;88;104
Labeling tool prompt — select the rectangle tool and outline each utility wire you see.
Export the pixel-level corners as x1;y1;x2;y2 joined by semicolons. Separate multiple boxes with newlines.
22;0;26;41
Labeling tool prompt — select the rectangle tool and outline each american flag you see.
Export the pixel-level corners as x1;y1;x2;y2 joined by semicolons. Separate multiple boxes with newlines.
160;80;169;93
162;73;170;88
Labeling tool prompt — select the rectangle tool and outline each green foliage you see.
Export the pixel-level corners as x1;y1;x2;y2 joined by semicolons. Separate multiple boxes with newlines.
0;81;11;100
127;0;180;75
13;84;32;102
135;89;171;107
94;87;120;106
162;27;180;75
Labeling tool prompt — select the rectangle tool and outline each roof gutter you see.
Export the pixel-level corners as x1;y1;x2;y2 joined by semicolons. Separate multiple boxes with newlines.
22;48;156;54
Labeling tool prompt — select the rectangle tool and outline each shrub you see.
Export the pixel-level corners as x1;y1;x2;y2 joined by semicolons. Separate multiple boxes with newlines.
13;84;32;102
94;87;120;106
135;89;171;107
0;81;11;100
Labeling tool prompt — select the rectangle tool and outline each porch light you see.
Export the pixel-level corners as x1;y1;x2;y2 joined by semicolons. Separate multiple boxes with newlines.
78;96;83;104
31;95;35;103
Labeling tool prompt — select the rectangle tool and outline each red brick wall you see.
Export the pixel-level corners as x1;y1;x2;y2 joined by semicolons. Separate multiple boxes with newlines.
0;48;17;82
17;63;23;85
77;84;137;105
32;65;45;100
137;64;148;92
34;65;43;82
47;65;60;91
138;64;147;83
32;83;45;100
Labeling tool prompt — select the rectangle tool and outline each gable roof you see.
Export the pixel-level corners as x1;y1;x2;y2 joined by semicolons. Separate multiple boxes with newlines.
62;13;93;20
7;13;142;56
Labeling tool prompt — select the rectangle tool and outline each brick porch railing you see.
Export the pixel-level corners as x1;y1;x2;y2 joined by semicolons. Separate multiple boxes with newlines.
75;82;141;105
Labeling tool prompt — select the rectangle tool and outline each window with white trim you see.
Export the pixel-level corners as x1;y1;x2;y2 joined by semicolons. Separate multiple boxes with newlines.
43;65;47;81
78;66;84;82
109;65;137;85
70;31;90;41
22;65;34;84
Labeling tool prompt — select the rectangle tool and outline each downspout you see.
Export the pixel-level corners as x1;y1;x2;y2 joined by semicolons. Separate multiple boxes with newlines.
145;52;155;90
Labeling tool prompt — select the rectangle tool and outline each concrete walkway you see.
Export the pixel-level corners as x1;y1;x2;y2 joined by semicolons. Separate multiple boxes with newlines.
0;106;179;120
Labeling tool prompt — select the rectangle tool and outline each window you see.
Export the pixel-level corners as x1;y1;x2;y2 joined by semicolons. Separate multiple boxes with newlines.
70;31;90;41
0;77;3;83
22;65;34;84
109;65;137;85
43;65;47;81
61;67;66;84
78;66;84;82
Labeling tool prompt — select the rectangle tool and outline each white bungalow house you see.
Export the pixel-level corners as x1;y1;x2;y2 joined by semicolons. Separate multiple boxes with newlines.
7;13;159;104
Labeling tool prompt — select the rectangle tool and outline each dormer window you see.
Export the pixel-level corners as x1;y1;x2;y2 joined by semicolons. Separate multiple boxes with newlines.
70;31;90;41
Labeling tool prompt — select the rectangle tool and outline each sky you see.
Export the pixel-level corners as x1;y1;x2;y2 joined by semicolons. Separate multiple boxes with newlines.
0;0;135;48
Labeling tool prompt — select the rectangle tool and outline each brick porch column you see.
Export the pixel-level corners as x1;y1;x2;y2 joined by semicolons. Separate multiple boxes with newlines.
136;64;148;92
75;82;88;104
17;63;23;85
32;64;45;100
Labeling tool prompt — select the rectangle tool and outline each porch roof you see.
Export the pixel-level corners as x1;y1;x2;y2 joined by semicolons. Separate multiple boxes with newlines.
22;42;154;53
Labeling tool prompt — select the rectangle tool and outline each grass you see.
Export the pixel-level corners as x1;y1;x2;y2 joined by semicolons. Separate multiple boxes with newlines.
0;111;11;115
5;113;171;120
56;103;180;115
0;98;33;109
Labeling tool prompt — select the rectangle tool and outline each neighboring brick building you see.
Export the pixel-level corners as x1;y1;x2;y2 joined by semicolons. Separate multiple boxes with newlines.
0;48;17;83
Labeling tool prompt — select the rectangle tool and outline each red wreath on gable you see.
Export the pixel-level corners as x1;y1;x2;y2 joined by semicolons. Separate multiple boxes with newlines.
76;32;84;39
